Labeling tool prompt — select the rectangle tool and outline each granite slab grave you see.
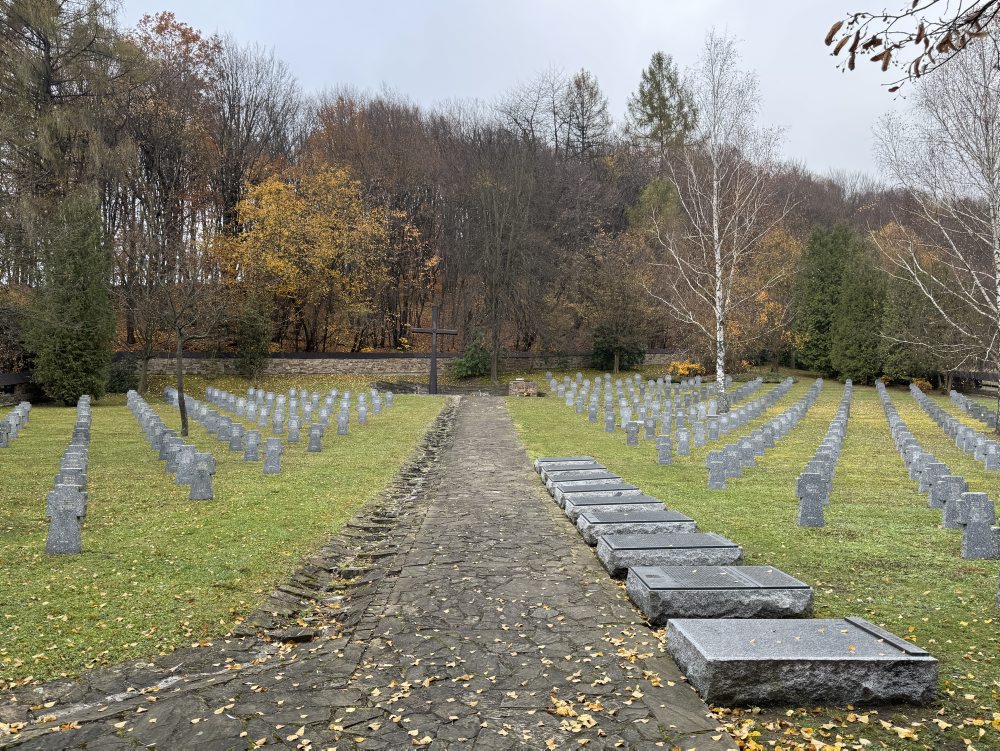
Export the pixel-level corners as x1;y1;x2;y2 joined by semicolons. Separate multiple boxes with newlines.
558;484;646;513
626;565;813;623
576;508;696;545
596;532;743;578
551;482;643;508
536;459;607;480
533;456;595;473
667;617;938;706
553;481;642;506
544;469;621;490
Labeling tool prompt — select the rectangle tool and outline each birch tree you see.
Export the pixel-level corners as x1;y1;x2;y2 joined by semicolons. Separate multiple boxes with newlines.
874;34;1000;423
644;31;789;409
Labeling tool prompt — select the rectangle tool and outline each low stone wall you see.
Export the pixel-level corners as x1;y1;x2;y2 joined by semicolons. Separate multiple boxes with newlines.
143;350;686;377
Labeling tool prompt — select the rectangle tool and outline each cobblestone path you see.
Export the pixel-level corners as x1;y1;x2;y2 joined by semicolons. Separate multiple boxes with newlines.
1;397;734;750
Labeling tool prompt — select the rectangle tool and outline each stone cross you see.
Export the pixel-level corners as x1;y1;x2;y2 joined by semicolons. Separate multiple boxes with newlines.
411;301;458;395
287;419;300;443
625;421;640;447
189;453;215;501
244;430;262;462
707;451;726;490
957;492;999;559
337;410;349;436
263;438;283;474
45;487;85;555
308;424;323;452
796;473;826;527
229;424;245;452
656;435;672;465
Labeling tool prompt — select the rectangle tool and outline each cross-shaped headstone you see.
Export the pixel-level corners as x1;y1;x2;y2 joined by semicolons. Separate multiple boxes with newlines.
412;301;458;395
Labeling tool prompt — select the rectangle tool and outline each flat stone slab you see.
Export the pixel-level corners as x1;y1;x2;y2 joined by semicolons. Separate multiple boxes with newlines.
544;469;622;490
563;494;665;522
534;456;595;473
626;566;813;624
577;509;696;545
597;532;743;578
538;461;605;481
667;617;939;706
554;481;642;506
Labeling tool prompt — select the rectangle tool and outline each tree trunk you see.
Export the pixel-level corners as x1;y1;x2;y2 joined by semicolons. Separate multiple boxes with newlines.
175;334;189;437
613;350;620;374
138;357;150;396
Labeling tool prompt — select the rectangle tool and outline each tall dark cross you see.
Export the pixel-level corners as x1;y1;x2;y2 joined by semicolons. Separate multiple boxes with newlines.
412;302;457;395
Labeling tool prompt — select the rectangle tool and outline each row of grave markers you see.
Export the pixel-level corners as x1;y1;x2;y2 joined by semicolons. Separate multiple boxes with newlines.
703;378;819;488
950;390;998;430
877;382;1000;561
131;391;219;496
545;372;793;467
163;388;284;473
912;385;1000;471
532;454;938;706
796;381;853;527
0;401;31;448
44;396;90;555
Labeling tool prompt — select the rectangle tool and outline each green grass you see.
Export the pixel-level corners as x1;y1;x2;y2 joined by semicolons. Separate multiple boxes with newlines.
0;392;444;688
507;382;1000;751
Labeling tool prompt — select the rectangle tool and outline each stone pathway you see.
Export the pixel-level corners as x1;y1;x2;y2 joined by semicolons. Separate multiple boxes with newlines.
0;397;733;750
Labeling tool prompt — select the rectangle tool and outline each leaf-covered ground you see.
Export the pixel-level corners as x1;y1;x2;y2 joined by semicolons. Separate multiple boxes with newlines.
0;388;443;688
507;377;1000;751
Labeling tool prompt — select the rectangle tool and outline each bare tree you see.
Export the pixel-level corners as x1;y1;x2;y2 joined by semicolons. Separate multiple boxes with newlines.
874;35;1000;423
208;36;301;232
826;0;1000;89
644;31;790;409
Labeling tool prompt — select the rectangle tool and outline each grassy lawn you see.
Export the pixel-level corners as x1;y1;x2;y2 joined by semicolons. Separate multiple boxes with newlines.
0;391;444;689
507;379;1000;751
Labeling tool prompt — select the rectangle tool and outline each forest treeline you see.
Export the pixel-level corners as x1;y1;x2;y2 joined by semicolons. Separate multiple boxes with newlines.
1;0;995;403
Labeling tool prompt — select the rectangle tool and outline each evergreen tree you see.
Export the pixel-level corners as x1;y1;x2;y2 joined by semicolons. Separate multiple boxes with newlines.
626;52;696;152
235;295;274;381
830;251;885;383
26;191;114;404
792;225;859;374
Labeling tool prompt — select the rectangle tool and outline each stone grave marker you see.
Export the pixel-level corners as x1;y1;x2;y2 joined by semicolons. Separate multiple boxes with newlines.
263;438;283;474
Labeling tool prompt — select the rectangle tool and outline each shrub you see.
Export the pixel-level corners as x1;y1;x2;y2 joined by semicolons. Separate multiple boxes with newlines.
912;377;933;392
452;332;492;379
589;321;647;373
106;356;139;394
667;359;705;378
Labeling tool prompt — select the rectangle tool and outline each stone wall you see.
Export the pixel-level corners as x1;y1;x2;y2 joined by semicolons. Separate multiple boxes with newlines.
143;350;685;377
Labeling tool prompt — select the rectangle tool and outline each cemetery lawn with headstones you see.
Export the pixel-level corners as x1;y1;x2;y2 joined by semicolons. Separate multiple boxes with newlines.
509;375;999;751
0;389;443;689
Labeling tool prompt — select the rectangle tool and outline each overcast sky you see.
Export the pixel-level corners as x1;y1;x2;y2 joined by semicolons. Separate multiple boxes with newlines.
118;0;898;176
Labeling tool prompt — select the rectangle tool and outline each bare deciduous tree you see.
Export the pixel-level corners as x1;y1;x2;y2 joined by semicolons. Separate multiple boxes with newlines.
644;31;790;409
874;35;1000;423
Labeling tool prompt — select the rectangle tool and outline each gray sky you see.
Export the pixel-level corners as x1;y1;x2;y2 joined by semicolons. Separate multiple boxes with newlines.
118;0;896;176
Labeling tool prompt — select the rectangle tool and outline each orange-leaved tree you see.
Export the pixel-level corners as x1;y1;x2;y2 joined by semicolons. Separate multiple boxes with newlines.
216;166;389;351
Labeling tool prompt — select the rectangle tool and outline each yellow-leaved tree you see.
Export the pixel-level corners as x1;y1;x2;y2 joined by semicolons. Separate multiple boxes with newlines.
217;166;389;351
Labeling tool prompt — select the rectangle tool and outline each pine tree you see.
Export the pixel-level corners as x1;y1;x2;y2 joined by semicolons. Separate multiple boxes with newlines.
792;225;859;374
830;251;886;383
626;52;696;152
26;191;115;404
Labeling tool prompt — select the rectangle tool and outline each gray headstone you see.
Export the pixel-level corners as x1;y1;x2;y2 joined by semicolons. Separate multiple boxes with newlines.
625;422;640;447
45;488;85;555
189;452;215;500
244;430;262;462
308;424;323;452
957;493;999;559
796;473;826;527
263;438;283;474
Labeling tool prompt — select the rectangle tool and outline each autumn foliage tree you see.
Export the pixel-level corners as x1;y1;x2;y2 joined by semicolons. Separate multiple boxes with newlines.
218;166;389;351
